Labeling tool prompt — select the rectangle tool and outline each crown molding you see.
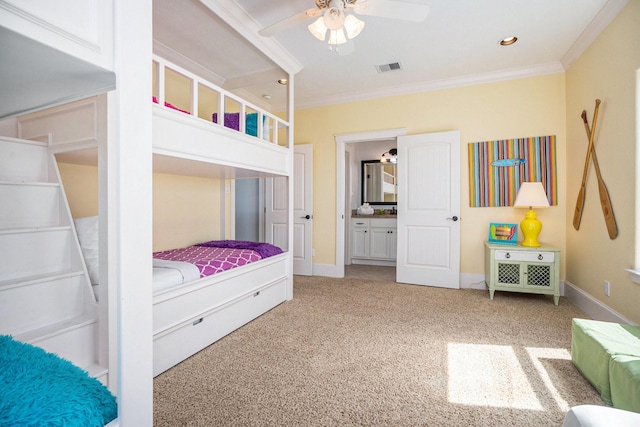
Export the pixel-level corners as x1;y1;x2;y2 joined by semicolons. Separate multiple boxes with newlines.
561;0;629;69
199;0;303;76
296;62;565;110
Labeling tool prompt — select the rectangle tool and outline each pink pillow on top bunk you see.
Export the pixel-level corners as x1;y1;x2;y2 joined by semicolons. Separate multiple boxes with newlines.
152;96;190;114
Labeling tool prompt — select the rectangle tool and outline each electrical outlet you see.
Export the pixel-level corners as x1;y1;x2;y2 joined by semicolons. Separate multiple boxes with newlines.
604;280;611;297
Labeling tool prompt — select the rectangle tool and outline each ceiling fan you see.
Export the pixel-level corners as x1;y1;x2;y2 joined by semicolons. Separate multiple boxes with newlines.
259;0;429;48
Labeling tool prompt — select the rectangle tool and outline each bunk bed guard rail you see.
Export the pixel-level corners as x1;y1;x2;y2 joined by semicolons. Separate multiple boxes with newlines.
152;55;290;148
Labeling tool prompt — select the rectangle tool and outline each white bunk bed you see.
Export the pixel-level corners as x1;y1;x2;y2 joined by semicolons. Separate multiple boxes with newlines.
14;58;294;375
155;55;294;376
124;55;295;376
1;0;298;423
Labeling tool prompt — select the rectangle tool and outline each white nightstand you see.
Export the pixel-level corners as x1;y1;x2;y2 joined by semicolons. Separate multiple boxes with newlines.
484;241;560;305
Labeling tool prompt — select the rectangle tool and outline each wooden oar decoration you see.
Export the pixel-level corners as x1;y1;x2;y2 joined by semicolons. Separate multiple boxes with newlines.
581;107;618;239
573;99;600;230
572;99;618;239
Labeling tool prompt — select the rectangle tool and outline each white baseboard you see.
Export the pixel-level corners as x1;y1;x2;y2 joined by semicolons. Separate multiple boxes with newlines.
461;273;487;290
311;268;491;290
563;280;635;325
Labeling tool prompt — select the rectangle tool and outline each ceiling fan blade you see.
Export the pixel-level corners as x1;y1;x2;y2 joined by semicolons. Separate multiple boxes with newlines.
259;8;322;37
352;0;429;22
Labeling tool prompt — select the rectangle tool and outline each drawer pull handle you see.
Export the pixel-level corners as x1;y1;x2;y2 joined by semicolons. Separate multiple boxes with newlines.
253;291;260;297
538;254;543;260
505;253;510;259
193;318;203;326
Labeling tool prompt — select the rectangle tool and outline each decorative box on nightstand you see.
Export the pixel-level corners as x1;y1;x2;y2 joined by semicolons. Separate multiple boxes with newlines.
484;241;560;305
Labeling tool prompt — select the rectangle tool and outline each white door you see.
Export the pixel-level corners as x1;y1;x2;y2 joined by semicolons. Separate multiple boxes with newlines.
293;144;313;275
396;131;460;288
264;177;288;251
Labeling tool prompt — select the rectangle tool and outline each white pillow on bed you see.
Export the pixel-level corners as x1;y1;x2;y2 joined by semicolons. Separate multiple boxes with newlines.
74;216;99;285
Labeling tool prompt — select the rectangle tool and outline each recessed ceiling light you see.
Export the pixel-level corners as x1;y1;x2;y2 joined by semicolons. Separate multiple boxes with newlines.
277;78;288;85
499;36;518;46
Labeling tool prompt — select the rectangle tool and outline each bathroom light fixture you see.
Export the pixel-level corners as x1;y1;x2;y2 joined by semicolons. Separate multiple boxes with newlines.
308;0;365;51
513;182;550;247
380;148;398;164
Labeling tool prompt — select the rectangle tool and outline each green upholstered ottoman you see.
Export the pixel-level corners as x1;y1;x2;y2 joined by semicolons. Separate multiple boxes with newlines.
571;319;640;406
610;355;640;412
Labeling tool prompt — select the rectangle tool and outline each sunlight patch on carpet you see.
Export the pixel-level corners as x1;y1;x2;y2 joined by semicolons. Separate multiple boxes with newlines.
447;343;542;409
526;346;572;412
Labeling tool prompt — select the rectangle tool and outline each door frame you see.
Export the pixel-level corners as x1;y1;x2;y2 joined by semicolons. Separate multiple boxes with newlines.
334;128;407;278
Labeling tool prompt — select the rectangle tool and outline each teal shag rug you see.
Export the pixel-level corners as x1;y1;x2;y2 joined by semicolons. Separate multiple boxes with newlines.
0;335;117;427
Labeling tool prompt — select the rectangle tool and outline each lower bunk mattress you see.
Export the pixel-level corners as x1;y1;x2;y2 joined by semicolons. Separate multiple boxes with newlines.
152;241;289;376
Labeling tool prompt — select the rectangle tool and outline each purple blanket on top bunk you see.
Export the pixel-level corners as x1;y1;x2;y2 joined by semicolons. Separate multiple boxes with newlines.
196;240;283;259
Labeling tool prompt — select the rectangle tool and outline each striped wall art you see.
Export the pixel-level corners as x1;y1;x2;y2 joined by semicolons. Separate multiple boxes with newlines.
468;135;557;207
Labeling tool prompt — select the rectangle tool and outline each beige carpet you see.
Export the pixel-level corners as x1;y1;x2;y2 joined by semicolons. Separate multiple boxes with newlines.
154;275;604;426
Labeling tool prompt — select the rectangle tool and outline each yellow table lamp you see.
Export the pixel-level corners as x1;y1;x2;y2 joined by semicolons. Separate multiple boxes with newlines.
513;182;550;247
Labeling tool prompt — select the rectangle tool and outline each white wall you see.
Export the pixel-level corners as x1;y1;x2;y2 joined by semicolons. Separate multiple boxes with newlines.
0;118;18;137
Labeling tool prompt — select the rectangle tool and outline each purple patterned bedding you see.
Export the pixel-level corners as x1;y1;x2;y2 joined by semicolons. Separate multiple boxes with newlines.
196;240;282;259
152;246;262;278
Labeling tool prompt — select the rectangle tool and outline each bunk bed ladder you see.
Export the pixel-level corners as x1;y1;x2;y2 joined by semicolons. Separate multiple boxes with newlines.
0;136;106;382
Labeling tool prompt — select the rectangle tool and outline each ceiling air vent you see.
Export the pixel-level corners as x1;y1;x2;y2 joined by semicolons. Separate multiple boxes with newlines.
375;62;403;73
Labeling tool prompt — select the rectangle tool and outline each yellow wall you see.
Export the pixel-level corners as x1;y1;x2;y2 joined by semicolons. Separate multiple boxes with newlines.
152;172;222;252
58;163;99;219
58;163;222;252
295;73;567;276
565;1;640;323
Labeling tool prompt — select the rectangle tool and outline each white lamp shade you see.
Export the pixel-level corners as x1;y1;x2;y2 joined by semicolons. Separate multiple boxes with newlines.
513;182;550;208
344;14;365;39
308;17;328;41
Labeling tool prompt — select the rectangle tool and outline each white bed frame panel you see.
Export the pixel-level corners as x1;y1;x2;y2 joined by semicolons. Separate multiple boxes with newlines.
0;0;114;71
153;107;291;177
153;254;289;376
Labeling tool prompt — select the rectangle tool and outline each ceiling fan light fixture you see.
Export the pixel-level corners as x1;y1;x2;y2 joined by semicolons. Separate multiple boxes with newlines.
328;28;348;46
323;7;345;30
308;17;328;41
307;0;364;49
343;14;365;39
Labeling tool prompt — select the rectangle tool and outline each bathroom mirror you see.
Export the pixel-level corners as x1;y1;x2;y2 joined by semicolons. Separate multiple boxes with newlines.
361;160;398;205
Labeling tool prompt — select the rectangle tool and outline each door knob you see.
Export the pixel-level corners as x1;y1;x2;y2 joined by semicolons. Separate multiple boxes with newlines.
447;216;459;221
300;214;311;219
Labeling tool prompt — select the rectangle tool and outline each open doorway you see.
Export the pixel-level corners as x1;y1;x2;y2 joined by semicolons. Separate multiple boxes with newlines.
335;129;407;278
